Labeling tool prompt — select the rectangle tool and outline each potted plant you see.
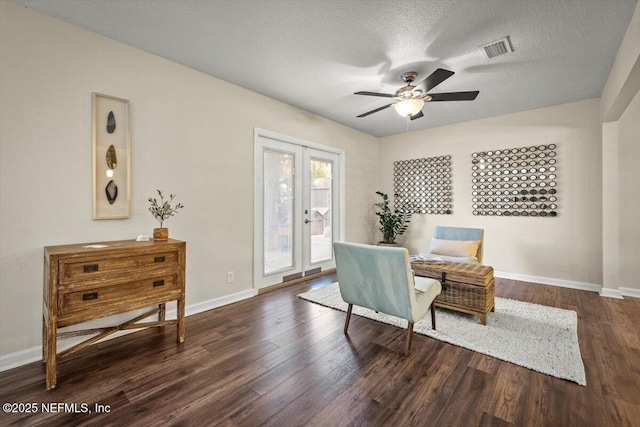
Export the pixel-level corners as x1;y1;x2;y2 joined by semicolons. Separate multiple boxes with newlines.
148;190;184;241
374;191;412;245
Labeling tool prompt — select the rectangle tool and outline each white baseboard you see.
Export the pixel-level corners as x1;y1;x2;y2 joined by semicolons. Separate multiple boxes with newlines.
620;287;640;298
0;287;258;373
182;288;257;317
0;346;43;373
494;271;640;299
599;288;624;299
493;270;602;293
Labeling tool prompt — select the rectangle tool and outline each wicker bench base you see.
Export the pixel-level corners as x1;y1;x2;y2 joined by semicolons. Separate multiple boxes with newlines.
412;261;495;325
435;298;495;325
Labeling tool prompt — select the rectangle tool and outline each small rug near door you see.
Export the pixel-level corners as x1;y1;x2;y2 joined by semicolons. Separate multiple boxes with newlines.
298;283;586;385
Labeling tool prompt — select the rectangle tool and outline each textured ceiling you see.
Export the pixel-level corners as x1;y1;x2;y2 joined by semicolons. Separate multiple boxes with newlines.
11;0;638;137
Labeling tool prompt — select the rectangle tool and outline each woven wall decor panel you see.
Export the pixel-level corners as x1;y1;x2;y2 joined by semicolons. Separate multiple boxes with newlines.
394;155;453;215
471;144;558;217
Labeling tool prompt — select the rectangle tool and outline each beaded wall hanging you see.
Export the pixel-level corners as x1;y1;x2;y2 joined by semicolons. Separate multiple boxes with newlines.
394;155;453;214
471;144;558;217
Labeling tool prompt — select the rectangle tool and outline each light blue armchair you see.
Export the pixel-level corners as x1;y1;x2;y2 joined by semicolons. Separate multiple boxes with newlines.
333;242;442;356
426;226;484;264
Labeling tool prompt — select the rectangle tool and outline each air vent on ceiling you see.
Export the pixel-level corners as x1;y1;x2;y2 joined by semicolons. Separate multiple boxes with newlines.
481;37;513;59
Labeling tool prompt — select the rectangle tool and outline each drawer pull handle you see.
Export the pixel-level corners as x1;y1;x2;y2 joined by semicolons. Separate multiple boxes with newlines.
154;256;166;263
83;264;99;273
82;292;98;301
153;280;165;287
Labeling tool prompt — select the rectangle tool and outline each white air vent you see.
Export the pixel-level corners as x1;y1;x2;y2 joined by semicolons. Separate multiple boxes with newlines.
481;37;514;59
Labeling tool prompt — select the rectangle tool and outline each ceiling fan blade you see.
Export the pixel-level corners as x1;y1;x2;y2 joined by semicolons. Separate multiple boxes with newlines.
357;103;393;118
428;91;479;101
415;68;455;92
354;91;394;98
410;110;424;121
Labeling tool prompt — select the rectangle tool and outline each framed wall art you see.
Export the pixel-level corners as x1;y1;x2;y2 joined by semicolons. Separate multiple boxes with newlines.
92;93;131;219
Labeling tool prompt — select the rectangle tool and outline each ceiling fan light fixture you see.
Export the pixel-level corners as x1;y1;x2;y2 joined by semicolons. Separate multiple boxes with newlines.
394;98;424;117
354;68;478;120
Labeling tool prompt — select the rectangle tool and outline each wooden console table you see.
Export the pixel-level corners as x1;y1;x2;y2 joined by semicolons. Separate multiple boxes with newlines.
43;239;186;390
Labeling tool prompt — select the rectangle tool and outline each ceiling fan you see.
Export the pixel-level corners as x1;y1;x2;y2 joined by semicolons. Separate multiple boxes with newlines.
355;68;479;120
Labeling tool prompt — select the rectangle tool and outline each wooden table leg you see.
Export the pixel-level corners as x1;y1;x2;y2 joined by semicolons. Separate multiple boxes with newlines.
159;303;166;322
45;318;57;390
479;313;487;325
42;314;47;363
177;298;185;343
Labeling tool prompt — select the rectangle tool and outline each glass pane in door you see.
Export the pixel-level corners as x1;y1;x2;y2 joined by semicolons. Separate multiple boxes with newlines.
309;159;332;263
264;149;294;274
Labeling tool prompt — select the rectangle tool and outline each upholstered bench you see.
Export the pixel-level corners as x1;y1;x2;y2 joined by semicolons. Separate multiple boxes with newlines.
411;261;495;324
423;226;484;265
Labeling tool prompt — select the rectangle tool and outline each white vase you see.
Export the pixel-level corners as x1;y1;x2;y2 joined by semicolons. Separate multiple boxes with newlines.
377;242;399;247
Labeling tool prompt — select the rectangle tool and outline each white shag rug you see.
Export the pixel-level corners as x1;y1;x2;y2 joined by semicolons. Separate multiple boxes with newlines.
299;282;586;385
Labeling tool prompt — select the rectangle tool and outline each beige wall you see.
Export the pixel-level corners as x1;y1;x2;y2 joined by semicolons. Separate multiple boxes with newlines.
601;0;640;297
601;121;620;290
616;90;640;291
378;99;603;286
0;1;378;358
603;88;640;295
601;0;640;122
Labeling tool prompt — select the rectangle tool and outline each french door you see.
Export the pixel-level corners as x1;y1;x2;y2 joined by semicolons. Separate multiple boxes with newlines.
254;129;343;290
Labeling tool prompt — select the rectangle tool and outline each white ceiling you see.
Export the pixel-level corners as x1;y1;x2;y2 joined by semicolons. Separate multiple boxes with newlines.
11;0;638;137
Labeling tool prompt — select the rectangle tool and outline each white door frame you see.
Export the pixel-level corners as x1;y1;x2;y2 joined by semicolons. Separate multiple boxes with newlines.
302;147;340;274
253;128;345;290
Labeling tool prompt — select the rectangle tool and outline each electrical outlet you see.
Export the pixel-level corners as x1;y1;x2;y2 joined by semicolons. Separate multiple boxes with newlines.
227;271;234;284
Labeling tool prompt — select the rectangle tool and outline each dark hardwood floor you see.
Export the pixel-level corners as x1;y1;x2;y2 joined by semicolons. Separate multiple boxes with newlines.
1;274;639;426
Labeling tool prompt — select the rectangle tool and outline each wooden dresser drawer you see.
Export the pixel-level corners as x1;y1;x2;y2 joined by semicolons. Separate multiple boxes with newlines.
44;239;186;389
59;251;178;283
57;275;179;326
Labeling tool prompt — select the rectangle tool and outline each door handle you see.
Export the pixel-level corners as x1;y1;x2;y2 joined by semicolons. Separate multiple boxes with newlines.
304;219;310;224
